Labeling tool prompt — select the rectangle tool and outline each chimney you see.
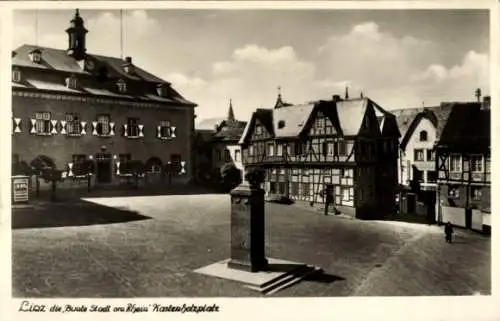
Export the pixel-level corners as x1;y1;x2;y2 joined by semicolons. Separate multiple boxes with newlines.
332;95;342;102
123;56;135;74
482;96;491;110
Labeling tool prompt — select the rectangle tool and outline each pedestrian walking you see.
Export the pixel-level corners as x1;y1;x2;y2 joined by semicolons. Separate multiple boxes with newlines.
324;185;334;216
444;221;454;243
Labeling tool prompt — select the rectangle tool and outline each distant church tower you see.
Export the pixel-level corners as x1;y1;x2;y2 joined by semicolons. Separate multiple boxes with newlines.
227;99;235;122
66;9;88;61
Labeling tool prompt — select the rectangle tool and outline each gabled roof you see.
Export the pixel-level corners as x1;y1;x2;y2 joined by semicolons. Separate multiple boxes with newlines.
213;119;247;142
273;103;315;138
391;104;454;150
390;107;428;140
336;98;369;136
238;108;274;145
239;96;396;145
437;102;490;151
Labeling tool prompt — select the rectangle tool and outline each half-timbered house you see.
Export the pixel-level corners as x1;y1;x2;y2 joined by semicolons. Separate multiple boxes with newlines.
11;10;197;188
239;94;400;219
392;105;453;190
435;98;491;232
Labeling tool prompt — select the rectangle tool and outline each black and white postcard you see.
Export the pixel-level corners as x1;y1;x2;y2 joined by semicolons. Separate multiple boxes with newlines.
1;1;498;321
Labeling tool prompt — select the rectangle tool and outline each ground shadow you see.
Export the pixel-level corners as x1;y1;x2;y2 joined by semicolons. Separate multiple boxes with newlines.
380;212;434;226
303;272;345;283
12;199;152;229
264;263;304;273
277;270;345;294
265;263;345;285
27;183;219;202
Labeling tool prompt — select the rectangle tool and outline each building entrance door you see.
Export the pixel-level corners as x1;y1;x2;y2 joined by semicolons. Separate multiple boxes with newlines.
95;153;112;184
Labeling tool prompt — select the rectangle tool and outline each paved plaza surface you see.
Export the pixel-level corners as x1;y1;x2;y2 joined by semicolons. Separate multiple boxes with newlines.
12;193;490;297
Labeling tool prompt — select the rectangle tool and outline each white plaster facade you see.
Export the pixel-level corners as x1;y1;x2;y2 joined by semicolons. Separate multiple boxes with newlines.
399;117;438;189
226;144;244;173
213;143;244;175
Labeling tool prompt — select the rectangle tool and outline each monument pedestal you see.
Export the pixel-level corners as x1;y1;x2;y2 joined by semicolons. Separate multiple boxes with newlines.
194;168;322;295
227;180;268;272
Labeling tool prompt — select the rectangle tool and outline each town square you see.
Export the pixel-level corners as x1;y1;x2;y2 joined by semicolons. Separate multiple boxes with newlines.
9;6;491;299
12;192;490;297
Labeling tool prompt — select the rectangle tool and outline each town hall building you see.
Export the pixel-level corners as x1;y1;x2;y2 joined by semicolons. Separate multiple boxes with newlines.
11;10;197;187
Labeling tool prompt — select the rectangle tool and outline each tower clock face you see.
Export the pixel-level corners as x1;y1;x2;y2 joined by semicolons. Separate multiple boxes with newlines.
86;60;95;71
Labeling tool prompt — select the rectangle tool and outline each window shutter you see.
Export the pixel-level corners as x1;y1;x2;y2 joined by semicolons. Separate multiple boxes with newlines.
30;118;37;134
180;161;186;174
109;122;115;136
170;126;176;138
123;124;128;137
13;118;22;133
60;120;67;135
92;121;98;135
80;121;87;135
157;125;161;138
50;120;58;134
138;124;144;137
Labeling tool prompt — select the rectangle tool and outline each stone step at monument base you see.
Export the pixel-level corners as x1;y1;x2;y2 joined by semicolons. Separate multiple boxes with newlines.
244;265;322;295
194;258;322;295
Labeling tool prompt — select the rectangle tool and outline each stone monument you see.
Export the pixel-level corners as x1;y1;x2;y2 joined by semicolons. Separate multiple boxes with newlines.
194;166;321;294
227;168;268;272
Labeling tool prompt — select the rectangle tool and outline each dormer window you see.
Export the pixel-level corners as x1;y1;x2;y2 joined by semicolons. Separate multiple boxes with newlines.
117;79;127;93
85;59;95;71
65;75;78;89
29;49;42;64
156;83;169;97
123;64;135;75
12;69;21;83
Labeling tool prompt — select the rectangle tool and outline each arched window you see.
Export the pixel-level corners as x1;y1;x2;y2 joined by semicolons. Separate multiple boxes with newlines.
30;155;56;172
145;157;163;174
419;130;428;141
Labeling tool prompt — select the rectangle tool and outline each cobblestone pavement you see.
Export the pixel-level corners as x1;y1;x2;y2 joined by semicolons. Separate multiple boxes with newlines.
11;194;490;297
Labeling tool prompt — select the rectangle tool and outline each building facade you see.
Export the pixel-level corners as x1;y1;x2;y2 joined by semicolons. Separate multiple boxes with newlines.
239;94;400;219
11;10;196;187
194;100;247;183
392;106;453;190
435;99;491;232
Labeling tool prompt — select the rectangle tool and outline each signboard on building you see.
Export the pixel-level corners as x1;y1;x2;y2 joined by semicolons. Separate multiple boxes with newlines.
12;175;29;203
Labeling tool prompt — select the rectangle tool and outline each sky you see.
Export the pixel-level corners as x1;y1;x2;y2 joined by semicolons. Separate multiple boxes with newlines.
13;9;490;124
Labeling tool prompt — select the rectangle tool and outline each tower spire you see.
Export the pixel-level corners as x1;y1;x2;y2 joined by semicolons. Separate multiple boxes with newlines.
66;8;88;61
275;85;285;109
227;99;235;122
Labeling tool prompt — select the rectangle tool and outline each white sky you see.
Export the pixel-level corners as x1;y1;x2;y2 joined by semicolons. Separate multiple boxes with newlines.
13;9;490;123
